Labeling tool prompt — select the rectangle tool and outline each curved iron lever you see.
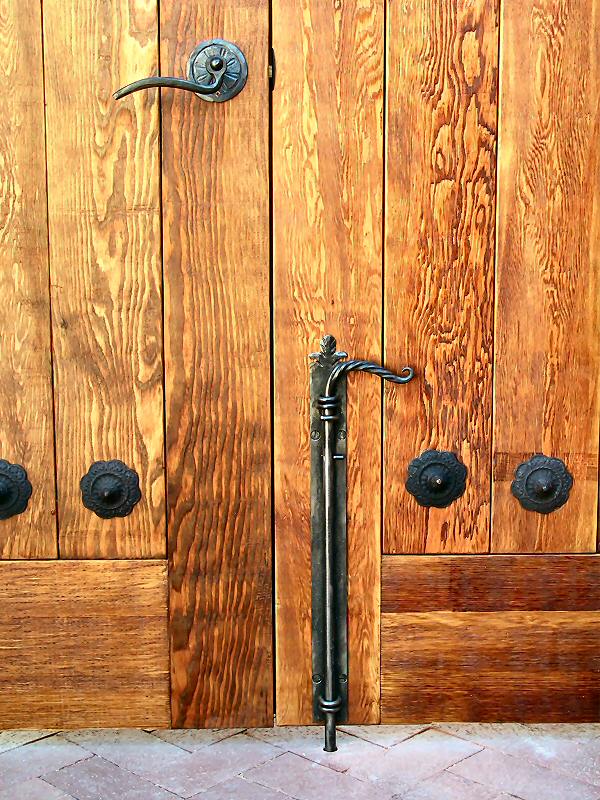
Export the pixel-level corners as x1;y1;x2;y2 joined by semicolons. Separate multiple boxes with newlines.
310;336;414;753
113;39;248;103
114;64;226;100
325;358;413;395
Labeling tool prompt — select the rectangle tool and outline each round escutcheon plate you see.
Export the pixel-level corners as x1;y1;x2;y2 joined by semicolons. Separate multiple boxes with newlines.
187;39;248;102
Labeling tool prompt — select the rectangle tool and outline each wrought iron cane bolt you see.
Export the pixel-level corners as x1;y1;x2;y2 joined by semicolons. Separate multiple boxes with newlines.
114;39;248;102
310;335;413;753
405;449;467;508
511;454;573;514
81;460;141;519
0;460;32;520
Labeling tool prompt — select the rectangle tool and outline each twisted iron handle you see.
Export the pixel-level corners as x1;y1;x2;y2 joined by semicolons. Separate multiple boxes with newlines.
325;359;414;395
114;60;226;100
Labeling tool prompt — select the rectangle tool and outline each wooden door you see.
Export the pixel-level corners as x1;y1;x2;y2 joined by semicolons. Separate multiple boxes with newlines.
2;0;599;730
274;0;600;724
0;0;272;729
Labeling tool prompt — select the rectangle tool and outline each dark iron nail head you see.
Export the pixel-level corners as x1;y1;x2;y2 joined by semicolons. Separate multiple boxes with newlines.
81;459;141;519
511;454;573;514
0;460;32;520
405;449;467;508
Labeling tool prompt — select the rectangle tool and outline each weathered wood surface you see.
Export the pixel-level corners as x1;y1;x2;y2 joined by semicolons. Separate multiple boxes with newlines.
383;0;499;554
382;554;600;612
273;0;384;723
382;554;600;722
382;611;600;722
0;560;169;728
0;0;56;558
43;0;165;557
162;1;273;727
492;0;600;552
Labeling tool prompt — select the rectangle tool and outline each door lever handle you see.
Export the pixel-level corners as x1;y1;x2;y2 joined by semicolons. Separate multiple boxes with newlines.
114;68;226;101
114;39;248;103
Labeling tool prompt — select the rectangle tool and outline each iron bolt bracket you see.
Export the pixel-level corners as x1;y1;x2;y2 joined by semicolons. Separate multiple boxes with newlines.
310;335;413;752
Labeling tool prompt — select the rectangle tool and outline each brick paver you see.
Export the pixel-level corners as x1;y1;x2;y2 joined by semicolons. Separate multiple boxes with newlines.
339;724;428;748
249;725;386;773
190;775;293;799
0;723;599;799
151;729;244;753
44;755;178;800
346;727;482;795
400;769;513;800
0;777;74;800
450;745;600;800
0;737;89;794
0;731;57;756
245;751;395;800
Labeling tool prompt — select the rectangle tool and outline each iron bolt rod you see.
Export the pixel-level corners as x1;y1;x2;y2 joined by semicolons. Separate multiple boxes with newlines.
318;394;343;752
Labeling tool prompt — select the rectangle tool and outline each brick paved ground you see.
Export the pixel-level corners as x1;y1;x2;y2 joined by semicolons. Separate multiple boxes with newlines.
0;723;599;799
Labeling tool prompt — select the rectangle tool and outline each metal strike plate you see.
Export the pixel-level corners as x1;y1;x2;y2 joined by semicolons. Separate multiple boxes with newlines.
310;335;348;724
188;39;248;102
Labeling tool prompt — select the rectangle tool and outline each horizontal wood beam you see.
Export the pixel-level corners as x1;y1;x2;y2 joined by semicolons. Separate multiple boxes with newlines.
382;554;600;612
382;555;600;723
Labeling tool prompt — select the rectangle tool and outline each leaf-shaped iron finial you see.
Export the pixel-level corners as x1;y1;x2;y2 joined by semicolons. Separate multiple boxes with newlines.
310;334;348;368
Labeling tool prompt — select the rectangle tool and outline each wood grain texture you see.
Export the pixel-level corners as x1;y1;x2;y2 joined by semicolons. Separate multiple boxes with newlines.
0;0;56;558
382;611;600;722
0;560;169;728
382;554;600;612
273;0;384;723
383;0;499;553
43;0;165;557
492;0;600;552
162;2;272;727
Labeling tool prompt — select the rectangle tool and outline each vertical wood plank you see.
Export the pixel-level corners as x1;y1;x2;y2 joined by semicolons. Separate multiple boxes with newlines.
492;0;600;552
43;0;165;558
273;0;384;723
383;0;499;553
0;0;56;558
162;3;272;727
